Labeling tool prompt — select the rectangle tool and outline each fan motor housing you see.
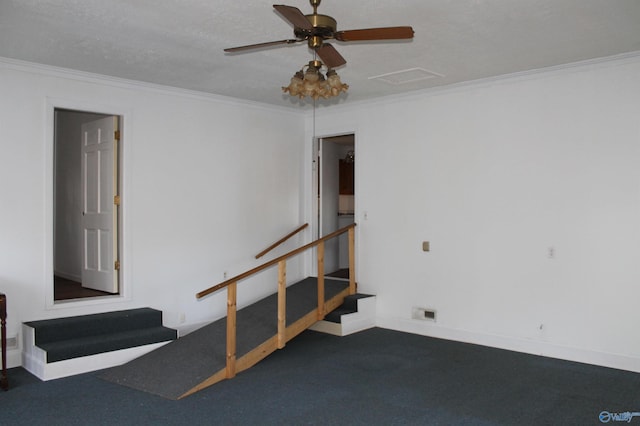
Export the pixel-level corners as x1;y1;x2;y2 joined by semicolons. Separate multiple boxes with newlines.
295;14;337;40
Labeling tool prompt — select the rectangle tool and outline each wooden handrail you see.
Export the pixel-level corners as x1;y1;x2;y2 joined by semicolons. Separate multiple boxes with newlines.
196;223;357;383
196;223;356;299
255;223;308;259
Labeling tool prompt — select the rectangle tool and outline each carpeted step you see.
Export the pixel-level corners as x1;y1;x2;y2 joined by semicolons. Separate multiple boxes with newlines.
38;326;177;362
324;307;355;323
25;308;177;363
324;293;374;323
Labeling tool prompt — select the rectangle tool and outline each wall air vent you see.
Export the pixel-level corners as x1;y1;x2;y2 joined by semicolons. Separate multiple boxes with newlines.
369;68;443;85
7;335;18;348
412;306;437;322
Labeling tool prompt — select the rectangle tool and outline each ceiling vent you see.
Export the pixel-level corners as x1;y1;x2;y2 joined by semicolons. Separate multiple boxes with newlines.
369;67;443;85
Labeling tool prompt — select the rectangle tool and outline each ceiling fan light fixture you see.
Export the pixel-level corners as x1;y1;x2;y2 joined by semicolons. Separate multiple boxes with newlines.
282;60;348;100
227;1;413;103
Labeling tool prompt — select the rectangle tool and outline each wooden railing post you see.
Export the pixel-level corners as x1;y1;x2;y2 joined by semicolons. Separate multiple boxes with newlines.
226;282;237;378
317;241;325;320
277;260;287;349
348;226;356;295
194;223;357;385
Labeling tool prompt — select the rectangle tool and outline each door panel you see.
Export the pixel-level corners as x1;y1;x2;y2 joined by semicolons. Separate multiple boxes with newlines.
81;116;119;293
320;139;340;274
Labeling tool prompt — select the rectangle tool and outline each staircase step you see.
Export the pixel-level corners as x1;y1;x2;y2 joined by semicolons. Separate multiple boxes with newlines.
325;307;355;323
38;326;177;363
310;293;376;337
324;294;374;323
25;308;167;345
23;308;177;377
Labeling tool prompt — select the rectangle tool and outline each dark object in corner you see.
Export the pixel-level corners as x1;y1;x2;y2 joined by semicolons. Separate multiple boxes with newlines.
1;292;7;390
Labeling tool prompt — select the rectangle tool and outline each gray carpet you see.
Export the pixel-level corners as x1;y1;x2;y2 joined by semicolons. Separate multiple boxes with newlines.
100;277;348;399
3;327;640;425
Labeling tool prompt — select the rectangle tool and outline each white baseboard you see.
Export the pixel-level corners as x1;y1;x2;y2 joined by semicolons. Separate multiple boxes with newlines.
376;315;640;374
174;320;210;337
6;348;22;369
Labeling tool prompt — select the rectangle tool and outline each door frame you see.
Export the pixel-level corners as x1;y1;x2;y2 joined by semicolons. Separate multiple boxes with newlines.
310;131;356;278
45;97;132;309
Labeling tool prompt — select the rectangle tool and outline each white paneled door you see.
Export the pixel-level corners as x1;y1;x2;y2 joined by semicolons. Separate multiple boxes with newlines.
81;116;119;293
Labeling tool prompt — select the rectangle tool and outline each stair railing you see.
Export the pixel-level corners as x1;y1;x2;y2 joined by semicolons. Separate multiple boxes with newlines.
254;223;309;259
196;223;356;379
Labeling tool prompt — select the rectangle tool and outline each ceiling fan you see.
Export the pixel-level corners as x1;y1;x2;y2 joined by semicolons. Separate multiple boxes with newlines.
224;0;415;69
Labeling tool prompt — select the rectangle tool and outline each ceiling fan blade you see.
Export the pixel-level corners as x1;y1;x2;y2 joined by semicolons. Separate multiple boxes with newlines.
273;5;313;30
334;26;414;42
315;43;346;68
224;39;302;53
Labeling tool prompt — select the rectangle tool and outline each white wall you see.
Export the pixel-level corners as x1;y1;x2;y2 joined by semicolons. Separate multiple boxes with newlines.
308;55;640;372
3;53;640;374
0;59;307;367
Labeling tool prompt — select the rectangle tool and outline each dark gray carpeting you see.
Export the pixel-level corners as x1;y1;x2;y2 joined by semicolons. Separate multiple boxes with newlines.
3;327;640;425
100;277;348;399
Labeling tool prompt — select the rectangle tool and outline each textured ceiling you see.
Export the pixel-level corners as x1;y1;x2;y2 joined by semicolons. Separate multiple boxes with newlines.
2;0;640;109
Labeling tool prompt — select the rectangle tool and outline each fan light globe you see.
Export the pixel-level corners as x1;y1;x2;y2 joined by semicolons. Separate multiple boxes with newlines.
282;60;347;100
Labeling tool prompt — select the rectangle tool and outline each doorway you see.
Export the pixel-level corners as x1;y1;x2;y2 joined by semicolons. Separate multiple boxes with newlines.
317;134;355;278
53;109;121;301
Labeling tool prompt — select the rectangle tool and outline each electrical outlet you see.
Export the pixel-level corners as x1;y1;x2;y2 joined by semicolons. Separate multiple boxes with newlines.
179;313;186;324
224;271;228;280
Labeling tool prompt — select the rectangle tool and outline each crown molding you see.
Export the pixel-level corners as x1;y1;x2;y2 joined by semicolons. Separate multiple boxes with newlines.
310;50;640;118
0;56;304;116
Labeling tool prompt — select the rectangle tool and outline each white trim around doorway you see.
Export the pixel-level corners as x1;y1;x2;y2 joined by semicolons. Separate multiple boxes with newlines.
44;97;133;310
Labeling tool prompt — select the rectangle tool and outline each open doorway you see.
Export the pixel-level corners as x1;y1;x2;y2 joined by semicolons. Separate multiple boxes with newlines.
54;109;121;301
317;134;355;279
